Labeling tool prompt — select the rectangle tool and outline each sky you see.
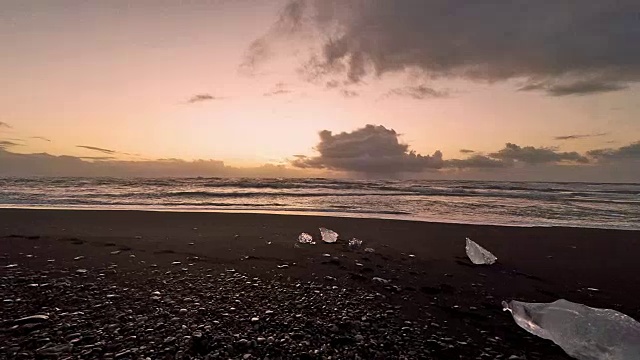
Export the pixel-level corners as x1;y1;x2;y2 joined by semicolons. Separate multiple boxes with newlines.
1;0;640;181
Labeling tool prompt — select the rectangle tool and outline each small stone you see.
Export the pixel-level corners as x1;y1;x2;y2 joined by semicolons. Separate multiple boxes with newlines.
179;309;188;314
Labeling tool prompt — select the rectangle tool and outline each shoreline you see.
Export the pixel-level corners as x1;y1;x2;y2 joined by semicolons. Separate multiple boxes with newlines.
1;206;637;232
2;208;640;358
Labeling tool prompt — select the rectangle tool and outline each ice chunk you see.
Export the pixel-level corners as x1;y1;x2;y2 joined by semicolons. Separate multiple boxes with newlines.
503;299;640;360
298;232;315;244
364;247;375;253
319;227;339;243
348;238;363;249
465;238;497;265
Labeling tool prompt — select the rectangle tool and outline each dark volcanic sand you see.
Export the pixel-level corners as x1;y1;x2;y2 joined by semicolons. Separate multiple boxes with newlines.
1;209;639;359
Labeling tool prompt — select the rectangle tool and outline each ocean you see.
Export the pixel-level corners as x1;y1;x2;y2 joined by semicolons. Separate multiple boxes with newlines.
0;177;638;230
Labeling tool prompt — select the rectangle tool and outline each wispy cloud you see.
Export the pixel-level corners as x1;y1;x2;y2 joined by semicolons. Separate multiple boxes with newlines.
31;136;52;142
554;133;608;141
459;149;475;154
264;83;292;96
186;93;222;104
385;85;449;100
340;89;359;98
76;145;117;155
0;122;12;129
520;81;628;96
0;140;21;149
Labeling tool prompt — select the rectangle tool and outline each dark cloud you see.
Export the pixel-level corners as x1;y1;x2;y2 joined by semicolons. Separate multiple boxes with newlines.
459;149;475;154
587;141;640;160
291;124;443;174
0;122;12;129
489;143;589;164
554;133;608;141
77;145;117;155
186;94;221;104
445;155;510;169
520;80;628;96
31;136;52;142
0;140;22;149
385;85;448;99
256;0;640;94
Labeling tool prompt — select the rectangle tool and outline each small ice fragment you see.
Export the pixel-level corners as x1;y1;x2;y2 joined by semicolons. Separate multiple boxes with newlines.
503;299;640;360
110;251;121;255
5;264;18;268
13;314;49;324
586;288;600;292
465;238;497;265
76;269;88;274
348;238;363;249
277;264;289;269
134;236;142;239
171;261;181;265
372;277;390;284
73;256;85;261
408;254;416;258
364;247;375;253
319;227;339;243
322;253;331;257
298;232;315;244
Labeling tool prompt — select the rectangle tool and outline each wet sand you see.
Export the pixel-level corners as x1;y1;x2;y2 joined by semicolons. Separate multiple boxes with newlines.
2;209;639;359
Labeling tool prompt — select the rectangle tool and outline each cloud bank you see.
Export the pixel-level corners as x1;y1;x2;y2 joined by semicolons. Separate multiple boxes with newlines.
252;0;640;95
291;124;640;180
0;148;306;178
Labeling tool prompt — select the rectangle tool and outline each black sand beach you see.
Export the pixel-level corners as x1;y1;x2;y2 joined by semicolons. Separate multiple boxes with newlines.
2;209;639;359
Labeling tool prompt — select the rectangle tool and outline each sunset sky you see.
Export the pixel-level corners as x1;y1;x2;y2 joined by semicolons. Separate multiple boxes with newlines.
1;0;639;181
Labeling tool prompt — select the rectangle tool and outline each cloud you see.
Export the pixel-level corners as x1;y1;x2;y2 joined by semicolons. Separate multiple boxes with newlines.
0;140;22;149
340;89;359;98
255;1;640;94
240;0;308;74
291;124;443;174
554;133;608;141
264;83;292;96
445;155;510;169
459;149;475;154
0;148;309;178
587;141;640;160
31;136;52;142
77;145;117;155
385;85;449;99
489;143;589;164
519;80;628;96
0;122;12;129
186;94;221;104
